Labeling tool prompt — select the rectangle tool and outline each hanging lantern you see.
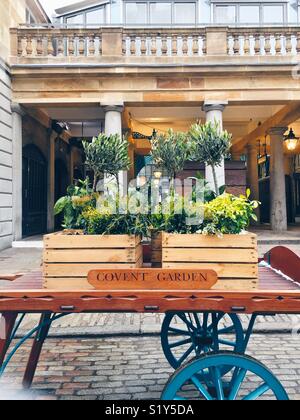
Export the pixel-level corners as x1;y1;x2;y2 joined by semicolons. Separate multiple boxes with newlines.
284;128;299;151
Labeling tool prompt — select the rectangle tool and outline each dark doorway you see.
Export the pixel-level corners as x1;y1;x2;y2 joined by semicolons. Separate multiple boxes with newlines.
22;144;47;237
55;159;69;230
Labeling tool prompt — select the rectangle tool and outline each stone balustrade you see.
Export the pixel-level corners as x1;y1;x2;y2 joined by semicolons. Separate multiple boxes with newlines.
9;25;300;63
228;28;300;56
122;29;206;57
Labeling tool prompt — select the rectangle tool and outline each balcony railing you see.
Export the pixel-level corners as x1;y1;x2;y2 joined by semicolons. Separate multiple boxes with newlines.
9;26;300;63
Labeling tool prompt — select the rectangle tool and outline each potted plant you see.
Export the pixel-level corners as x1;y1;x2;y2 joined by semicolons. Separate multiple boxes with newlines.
189;121;231;195
43;134;143;290
151;123;260;290
150;129;191;267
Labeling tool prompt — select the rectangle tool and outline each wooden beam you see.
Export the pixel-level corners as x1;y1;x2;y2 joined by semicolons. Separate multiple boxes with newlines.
24;107;51;129
232;102;300;152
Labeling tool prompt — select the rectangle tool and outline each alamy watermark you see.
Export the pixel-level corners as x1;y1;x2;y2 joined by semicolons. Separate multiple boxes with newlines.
94;175;206;226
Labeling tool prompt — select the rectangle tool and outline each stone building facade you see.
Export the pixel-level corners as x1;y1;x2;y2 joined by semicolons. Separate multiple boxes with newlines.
2;0;300;249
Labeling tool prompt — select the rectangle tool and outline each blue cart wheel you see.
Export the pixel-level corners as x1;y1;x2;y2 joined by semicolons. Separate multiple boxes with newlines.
162;351;289;401
161;312;244;369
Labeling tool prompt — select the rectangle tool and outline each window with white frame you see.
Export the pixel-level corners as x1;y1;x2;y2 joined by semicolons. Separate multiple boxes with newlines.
213;2;286;24
125;1;197;25
64;5;107;26
26;8;36;24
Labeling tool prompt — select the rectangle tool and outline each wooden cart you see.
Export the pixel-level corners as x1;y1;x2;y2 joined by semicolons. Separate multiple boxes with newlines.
0;246;300;400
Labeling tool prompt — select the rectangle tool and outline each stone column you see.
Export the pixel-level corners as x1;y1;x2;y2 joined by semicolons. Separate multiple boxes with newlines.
246;141;260;222
268;127;288;232
103;105;127;195
11;103;25;241
202;101;227;193
47;131;57;233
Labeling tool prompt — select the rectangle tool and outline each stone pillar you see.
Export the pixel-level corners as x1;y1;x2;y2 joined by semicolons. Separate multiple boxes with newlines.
268;127;288;232
103;105;127;195
246;141;260;222
11;103;25;241
202;101;227;193
47;131;57;232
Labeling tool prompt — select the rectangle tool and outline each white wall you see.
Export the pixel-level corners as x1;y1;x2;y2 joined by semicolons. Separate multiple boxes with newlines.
0;59;13;250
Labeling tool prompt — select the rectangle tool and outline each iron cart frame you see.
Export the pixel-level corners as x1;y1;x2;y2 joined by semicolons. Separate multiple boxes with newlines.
0;281;300;400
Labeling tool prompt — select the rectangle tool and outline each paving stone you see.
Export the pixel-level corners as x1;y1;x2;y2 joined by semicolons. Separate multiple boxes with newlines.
0;334;299;400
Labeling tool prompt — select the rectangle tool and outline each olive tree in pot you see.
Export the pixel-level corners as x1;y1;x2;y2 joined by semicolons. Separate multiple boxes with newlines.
150;129;191;266
189;121;231;196
82;133;131;192
43;134;142;291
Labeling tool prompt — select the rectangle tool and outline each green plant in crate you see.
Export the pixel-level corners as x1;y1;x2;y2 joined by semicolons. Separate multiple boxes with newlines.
150;195;204;234
189;121;231;196
202;190;260;235
81;194;150;237
54;178;96;230
82;133;131;191
151;129;191;180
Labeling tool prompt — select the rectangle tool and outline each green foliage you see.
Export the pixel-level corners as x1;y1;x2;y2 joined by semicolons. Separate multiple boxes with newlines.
151;129;191;179
189;172;226;203
201;190;259;235
150;190;259;236
150;196;204;234
189;121;232;195
53;178;96;230
82;133;131;190
80;194;149;237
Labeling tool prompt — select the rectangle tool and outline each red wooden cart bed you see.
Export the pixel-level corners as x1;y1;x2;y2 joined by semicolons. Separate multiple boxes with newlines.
0;246;300;401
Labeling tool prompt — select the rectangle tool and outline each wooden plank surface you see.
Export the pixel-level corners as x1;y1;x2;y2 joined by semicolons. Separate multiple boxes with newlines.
0;267;299;315
162;262;258;279
163;248;258;263
44;233;139;249
44;248;138;263
41;276;258;291
162;233;257;248
88;268;218;290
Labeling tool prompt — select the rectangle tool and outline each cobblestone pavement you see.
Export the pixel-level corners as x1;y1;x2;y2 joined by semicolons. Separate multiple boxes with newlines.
13;313;300;337
0;334;300;400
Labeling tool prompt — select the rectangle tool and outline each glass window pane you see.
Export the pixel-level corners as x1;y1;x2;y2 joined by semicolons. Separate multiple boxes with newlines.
239;5;260;24
263;5;284;24
150;3;172;24
66;14;84;25
125;3;147;24
174;3;196;24
215;5;236;24
111;0;122;24
86;8;105;24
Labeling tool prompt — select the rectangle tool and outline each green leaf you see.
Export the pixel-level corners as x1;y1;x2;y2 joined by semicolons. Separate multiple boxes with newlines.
54;196;69;216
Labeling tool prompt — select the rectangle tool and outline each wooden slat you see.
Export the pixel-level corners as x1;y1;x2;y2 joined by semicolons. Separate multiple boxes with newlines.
44;278;94;290
213;279;258;290
162;233;257;248
44;233;138;249
44;262;144;277
163;248;257;263
162;262;258;279
44;248;138;263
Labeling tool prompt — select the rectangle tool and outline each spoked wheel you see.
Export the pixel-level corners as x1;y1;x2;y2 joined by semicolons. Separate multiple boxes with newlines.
161;312;244;369
162;351;289;401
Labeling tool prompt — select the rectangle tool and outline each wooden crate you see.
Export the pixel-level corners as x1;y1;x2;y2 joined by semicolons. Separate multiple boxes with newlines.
162;232;258;290
151;232;162;268
43;232;143;290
